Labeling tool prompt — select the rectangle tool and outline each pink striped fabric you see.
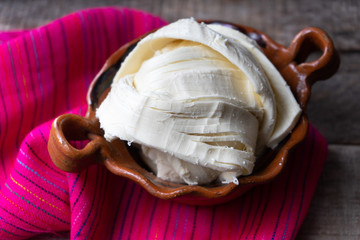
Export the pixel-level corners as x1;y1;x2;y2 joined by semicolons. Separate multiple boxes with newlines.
0;7;327;240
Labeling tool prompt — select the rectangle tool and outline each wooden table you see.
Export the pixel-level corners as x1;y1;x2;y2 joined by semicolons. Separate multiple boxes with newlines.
1;0;359;239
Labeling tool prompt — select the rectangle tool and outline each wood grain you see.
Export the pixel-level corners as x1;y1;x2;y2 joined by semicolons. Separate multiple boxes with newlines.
0;0;359;50
307;52;360;144
0;0;359;239
297;145;360;240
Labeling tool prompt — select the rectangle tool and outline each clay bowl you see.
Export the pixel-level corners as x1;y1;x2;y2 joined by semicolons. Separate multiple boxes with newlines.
48;20;339;205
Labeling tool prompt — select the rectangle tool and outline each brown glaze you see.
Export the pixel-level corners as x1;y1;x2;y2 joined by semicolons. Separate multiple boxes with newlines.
48;21;339;205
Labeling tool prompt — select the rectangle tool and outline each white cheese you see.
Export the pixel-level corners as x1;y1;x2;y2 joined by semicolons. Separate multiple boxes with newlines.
96;18;301;185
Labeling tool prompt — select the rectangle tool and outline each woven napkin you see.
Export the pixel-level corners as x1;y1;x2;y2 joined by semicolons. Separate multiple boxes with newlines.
0;7;327;240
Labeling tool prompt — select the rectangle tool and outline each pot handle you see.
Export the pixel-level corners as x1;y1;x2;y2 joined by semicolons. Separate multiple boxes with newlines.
281;27;340;107
291;27;339;83
48;113;107;172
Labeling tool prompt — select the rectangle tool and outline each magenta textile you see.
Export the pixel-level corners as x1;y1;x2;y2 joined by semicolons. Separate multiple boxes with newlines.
0;7;327;240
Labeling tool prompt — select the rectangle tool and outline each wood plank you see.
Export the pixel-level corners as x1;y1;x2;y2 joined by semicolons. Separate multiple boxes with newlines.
307;52;360;145
0;0;359;50
297;144;360;240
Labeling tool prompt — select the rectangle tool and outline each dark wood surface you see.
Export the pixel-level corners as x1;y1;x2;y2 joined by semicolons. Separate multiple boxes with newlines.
0;0;359;239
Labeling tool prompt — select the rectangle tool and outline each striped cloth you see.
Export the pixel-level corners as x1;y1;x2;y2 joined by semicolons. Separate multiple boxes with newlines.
0;7;327;240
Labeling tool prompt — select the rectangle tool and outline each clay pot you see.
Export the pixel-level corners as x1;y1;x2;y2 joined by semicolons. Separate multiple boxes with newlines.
48;21;339;205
